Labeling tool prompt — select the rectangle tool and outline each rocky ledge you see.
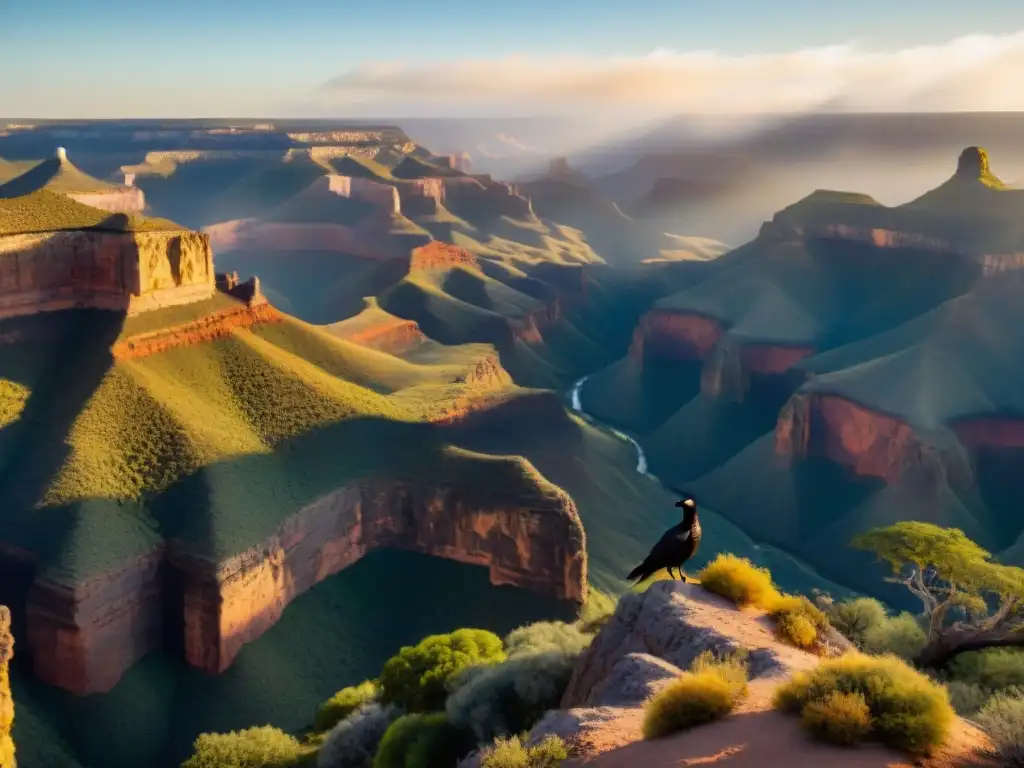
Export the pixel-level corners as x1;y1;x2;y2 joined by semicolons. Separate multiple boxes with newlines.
461;582;991;768
27;467;586;693
629;309;814;400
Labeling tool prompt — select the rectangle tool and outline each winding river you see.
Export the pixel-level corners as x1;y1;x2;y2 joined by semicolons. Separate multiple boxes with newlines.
569;375;657;480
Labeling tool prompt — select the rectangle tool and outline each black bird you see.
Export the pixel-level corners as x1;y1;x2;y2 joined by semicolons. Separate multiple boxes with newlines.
627;497;702;584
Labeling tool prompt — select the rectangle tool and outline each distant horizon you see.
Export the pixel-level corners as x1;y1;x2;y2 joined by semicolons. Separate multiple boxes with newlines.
4;1;1024;118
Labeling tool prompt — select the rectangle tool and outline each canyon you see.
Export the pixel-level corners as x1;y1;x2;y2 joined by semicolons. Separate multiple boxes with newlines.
0;228;215;319
27;470;587;694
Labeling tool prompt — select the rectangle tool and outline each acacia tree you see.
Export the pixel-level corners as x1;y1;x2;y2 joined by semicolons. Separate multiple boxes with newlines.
852;521;1024;668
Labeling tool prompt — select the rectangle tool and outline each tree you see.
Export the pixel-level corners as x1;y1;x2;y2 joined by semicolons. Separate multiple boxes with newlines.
852;522;1024;668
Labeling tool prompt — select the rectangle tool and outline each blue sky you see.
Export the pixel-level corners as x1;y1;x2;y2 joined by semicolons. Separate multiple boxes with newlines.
4;0;1024;117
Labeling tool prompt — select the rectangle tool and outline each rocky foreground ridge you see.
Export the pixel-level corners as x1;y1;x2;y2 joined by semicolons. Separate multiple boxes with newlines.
461;582;990;768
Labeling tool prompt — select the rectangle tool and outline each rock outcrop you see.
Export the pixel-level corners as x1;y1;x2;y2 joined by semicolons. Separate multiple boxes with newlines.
28;469;586;693
461;582;992;768
0;229;215;319
0;606;13;768
774;393;974;489
173;477;586;675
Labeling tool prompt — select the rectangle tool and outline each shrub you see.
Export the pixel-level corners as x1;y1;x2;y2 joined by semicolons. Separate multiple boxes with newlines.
317;703;400;768
181;726;307;768
372;712;472;768
975;692;1024;767
446;651;579;743
800;691;872;746
774;653;954;754
861;613;927;659
503;621;593;658
945;681;991;717
948;648;1024;692
479;734;570;768
642;652;749;739
770;595;830;649
776;613;818;649
823;598;887;646
379;629;505;712
698;554;778;608
314;680;380;732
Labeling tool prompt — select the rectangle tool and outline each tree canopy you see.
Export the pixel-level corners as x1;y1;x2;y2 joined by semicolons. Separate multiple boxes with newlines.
852;522;1024;667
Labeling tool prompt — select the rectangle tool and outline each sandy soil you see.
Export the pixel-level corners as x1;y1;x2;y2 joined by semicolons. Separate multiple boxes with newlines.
571;678;995;768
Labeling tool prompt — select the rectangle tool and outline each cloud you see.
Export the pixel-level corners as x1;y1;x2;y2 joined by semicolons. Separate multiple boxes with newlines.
321;32;1024;115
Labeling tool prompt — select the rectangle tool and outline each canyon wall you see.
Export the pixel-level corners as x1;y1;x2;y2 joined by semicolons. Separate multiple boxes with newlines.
0;229;214;319
25;472;587;693
67;187;146;215
325;175;400;213
774;392;973;489
174;478;586;674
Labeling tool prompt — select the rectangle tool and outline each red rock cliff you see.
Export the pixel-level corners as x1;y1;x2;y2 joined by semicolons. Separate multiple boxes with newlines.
173;476;587;674
774;392;973;488
25;464;586;693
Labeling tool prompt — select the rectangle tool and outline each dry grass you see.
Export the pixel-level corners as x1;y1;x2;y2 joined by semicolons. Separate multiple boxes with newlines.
642;651;750;740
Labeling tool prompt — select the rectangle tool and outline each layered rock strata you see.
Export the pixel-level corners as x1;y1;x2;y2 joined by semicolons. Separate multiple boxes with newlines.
174;478;587;674
0;229;214;320
26;471;586;693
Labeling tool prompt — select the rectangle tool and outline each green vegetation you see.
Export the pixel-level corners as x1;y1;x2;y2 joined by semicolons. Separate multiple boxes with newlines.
0;157;117;195
314;681;379;733
773;654;954;754
768;594;830;650
181;726;312;768
642;651;749;739
446;622;592;743
378;629;505;713
0;189;180;234
316;703;399;768
799;691;872;747
372;712;471;768
974;692;1024;766
853;522;1024;668
478;734;570;768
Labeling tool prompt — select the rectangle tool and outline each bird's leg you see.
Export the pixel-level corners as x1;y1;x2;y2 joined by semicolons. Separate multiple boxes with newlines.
680;570;689;584
666;566;676;580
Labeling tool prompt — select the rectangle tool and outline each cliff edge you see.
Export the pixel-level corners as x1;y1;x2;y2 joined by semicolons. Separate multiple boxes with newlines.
0;606;13;768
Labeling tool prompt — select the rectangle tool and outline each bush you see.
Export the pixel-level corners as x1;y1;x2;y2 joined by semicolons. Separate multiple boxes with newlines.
770;595;830;649
372;713;472;768
776;613;818;649
503;621;592;658
945;681;991;717
379;629;505;712
317;703;400;768
823;598;887;646
801;691;872;746
642;652;749;739
446;651;579;743
315;680;380;732
861;613;927;659
774;653;954;754
948;648;1024;692
698;554;778;608
975;692;1024;767
182;726;307;768
479;734;570;768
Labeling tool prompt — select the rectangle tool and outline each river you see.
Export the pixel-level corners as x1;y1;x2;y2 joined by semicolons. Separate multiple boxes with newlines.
569;374;656;479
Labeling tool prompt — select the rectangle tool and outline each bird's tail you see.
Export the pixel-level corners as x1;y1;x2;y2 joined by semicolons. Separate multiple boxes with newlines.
627;562;648;583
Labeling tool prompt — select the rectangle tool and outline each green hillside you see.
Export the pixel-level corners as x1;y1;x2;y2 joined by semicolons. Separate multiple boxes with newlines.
0;189;181;235
0;156;118;197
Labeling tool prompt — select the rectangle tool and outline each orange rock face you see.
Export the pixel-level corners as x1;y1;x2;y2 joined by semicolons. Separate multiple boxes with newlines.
775;393;918;482
112;302;282;360
174;479;587;674
331;316;426;354
409;242;480;271
638;310;722;361
23;464;585;692
26;550;164;695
